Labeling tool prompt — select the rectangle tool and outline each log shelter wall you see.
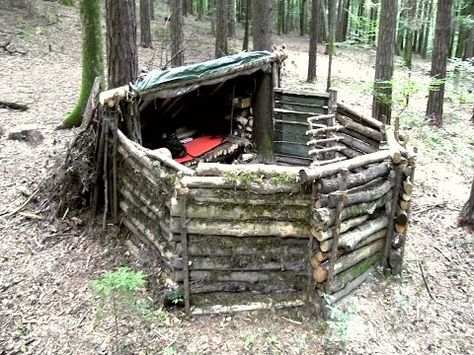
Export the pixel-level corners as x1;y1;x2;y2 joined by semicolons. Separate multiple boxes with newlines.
113;95;415;315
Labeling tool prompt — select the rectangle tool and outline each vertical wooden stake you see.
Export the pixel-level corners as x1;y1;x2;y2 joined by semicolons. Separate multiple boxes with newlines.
326;169;348;291
111;111;119;223
382;162;404;270
102;116;109;230
180;196;191;316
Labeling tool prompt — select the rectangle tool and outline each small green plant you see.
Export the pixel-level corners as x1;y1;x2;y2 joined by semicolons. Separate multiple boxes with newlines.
469;137;474;147
20;27;33;39
243;335;255;349
59;0;74;6
92;266;168;353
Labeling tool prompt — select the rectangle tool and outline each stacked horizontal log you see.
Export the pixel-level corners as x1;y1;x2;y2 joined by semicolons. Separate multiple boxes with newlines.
336;103;383;160
171;167;312;314
116;132;180;275
308;161;392;302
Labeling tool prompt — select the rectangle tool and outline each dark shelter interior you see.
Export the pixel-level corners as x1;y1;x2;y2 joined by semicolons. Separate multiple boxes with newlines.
138;74;259;166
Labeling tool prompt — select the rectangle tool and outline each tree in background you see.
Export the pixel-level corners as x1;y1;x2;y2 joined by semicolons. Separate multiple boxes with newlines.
372;0;398;123
61;0;103;128
140;0;153;48
252;0;273;50
426;0;453;126
242;0;251;50
459;177;474;229
455;0;474;59
403;0;416;69
106;0;138;88
215;0;229;58
307;0;319;82
228;0;236;37
170;0;185;66
326;0;336;90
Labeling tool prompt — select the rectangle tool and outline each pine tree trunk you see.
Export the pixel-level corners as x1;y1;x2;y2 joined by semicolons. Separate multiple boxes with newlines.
277;0;285;36
288;0;294;33
140;0;153;48
403;0;416;69
368;0;378;45
395;0;406;56
228;0;236;37
465;25;474;60
317;0;328;43
300;0;307;36
421;0;433;59
372;0;398;123
61;0;104;128
307;0;318;82
106;0;138;89
197;0;204;20
459;177;474;229
242;0;251;50
455;1;473;58
252;0;273;50
215;0;229;58
336;0;350;42
150;0;155;20
170;0;185;66
426;0;453;126
326;0;336;90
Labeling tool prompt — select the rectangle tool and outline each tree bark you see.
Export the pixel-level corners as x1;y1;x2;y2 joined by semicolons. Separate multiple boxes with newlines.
61;0;104;128
300;0;307;36
215;0;229;58
426;0;453;126
242;0;251;50
140;0;153;48
459;177;474;229
228;0;236;37
106;0;138;89
421;0;434;59
170;0;185;66
403;0;416;69
372;0;398;123
307;0;318;82
253;71;275;163
252;0;273;50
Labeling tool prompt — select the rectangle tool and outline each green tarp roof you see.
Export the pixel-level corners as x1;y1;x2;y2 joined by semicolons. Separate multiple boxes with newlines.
132;51;277;96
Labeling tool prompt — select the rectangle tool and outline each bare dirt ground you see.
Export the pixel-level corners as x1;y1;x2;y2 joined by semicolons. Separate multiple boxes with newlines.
1;1;473;354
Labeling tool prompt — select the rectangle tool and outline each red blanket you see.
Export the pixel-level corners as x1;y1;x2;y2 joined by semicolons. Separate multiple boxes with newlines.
175;135;226;164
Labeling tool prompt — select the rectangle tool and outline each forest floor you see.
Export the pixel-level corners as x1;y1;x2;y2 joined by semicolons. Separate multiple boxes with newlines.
1;1;473;354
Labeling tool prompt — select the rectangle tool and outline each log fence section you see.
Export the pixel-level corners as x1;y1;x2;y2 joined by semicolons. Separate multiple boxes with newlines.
111;97;415;314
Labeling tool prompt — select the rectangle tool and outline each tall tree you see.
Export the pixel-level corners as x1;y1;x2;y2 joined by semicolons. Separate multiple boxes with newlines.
150;0;155;20
228;0;236;37
277;0;286;36
455;0;474;58
317;0;328;43
252;0;273;50
307;0;319;82
242;0;251;50
106;0;138;88
61;0;103;128
170;0;185;66
300;0;307;36
372;0;398;123
140;0;153;48
215;0;229;57
336;0;350;42
426;0;453;126
403;0;416;69
459;177;474;229
421;0;434;59
326;0;336;90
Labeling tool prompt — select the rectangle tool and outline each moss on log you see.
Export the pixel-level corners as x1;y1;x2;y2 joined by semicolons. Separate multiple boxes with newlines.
329;251;382;293
313;191;393;229
170;218;310;238
317;162;390;193
169;198;309;221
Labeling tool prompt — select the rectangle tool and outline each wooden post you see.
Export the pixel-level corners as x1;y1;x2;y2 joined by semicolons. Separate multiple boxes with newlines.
180;196;191;316
382;162;404;270
253;70;275;164
327;88;338;160
326;169;348;291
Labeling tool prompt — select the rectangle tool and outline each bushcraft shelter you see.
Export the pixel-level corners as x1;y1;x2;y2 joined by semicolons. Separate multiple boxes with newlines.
96;50;416;316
